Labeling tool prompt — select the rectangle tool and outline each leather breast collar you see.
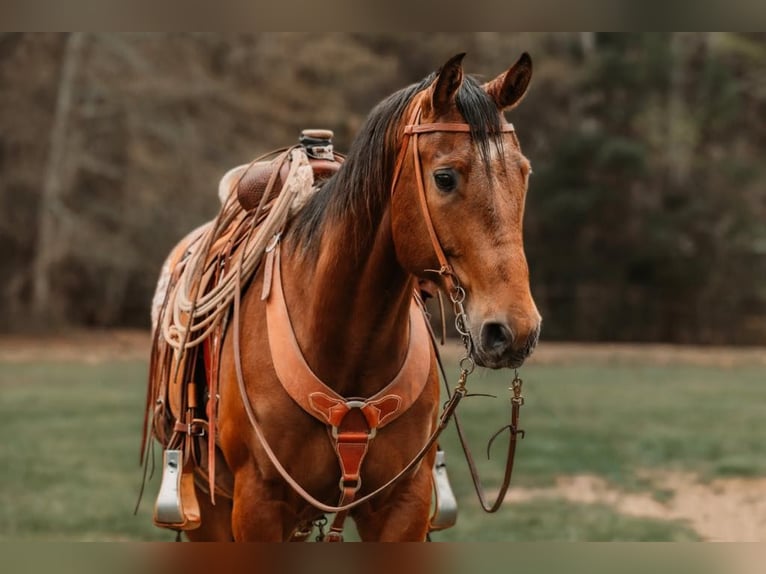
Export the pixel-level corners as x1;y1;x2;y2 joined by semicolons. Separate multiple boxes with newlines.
262;241;432;433
260;237;433;541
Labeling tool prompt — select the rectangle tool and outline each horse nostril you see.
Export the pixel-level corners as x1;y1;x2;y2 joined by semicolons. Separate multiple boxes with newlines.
480;322;514;354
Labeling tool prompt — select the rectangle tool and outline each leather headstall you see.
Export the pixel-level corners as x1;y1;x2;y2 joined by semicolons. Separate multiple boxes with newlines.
390;104;516;296
392;105;528;517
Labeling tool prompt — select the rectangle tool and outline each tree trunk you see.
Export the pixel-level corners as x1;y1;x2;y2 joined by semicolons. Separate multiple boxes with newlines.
580;32;596;60
31;32;86;324
667;32;691;188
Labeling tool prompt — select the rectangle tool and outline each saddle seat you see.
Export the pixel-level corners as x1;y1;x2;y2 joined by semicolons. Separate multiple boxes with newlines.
218;129;343;211
234;155;341;211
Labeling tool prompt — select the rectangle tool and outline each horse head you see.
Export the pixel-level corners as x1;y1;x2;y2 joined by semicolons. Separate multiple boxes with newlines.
391;53;541;369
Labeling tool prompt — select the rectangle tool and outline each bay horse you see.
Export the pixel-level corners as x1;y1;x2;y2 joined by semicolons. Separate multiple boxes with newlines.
148;52;541;542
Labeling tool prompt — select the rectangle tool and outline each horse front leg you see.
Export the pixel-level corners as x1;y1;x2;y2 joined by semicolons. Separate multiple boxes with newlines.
230;462;300;541
353;463;434;542
184;483;234;541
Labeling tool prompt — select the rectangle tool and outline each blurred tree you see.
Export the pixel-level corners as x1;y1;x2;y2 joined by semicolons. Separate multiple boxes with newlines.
0;33;764;343
525;32;766;343
32;32;85;325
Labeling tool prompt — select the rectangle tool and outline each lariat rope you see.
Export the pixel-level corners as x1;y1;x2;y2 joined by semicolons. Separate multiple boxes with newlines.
141;145;319;499
161;146;315;355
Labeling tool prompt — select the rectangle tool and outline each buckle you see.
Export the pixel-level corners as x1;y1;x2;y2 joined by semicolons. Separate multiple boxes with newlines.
330;400;377;440
173;419;206;437
331;426;376;440
338;476;362;493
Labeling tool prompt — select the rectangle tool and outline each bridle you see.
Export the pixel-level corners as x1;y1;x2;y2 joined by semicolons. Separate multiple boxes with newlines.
391;106;517;297
390;103;519;366
390;102;527;514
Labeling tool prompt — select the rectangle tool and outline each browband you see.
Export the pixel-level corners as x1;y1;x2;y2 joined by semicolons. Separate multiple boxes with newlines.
403;122;515;135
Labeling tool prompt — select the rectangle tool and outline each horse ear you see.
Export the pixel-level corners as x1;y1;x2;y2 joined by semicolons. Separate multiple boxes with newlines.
426;52;466;117
484;52;533;111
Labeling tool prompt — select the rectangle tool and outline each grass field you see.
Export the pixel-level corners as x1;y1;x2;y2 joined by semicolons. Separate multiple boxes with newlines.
0;337;764;541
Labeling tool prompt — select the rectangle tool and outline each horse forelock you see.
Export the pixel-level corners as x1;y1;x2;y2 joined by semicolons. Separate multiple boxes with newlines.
290;72;507;257
455;75;506;175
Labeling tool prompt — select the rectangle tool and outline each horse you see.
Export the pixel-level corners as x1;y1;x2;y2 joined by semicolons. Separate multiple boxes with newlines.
145;52;541;542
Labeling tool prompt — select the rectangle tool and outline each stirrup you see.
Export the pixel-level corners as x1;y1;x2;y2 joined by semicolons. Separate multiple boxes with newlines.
429;449;458;531
154;449;202;531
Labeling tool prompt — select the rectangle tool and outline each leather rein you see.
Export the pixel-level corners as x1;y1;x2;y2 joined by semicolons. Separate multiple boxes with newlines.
231;102;526;539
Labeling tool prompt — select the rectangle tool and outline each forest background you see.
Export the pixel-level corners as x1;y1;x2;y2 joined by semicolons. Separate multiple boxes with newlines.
2;32;765;344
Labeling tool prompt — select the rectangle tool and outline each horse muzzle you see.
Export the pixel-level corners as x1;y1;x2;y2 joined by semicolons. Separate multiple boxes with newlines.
473;319;541;369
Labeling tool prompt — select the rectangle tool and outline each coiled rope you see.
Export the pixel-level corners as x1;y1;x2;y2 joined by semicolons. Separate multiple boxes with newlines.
160;146;316;353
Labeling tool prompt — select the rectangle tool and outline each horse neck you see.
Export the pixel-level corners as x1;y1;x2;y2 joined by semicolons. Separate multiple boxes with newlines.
280;208;414;398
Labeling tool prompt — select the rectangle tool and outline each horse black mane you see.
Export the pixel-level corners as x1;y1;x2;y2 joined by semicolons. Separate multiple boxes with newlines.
290;72;503;255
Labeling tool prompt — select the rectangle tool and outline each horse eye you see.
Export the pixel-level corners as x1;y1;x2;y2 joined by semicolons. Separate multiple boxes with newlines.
433;170;457;192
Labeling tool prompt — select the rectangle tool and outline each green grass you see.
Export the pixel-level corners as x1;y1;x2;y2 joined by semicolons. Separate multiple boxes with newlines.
437;363;766;487
433;498;699;541
0;357;763;541
0;361;167;541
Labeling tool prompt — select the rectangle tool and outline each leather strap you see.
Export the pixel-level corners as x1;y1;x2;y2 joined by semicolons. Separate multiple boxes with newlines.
410;113;454;289
453;390;523;512
404;122;514;134
430;326;525;514
322;406;373;542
